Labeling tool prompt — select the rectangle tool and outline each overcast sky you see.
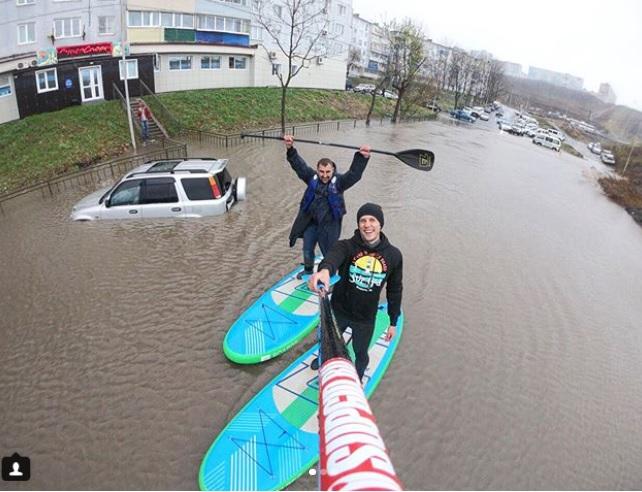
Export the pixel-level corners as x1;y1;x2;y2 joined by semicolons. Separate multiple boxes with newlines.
352;0;642;111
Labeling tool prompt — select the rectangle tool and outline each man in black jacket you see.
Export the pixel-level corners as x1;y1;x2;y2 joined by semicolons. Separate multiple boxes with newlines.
284;135;371;278
308;203;403;382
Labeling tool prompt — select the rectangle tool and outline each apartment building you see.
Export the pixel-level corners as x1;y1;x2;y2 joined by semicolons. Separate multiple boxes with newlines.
528;65;584;91
597;82;616;105
0;0;350;125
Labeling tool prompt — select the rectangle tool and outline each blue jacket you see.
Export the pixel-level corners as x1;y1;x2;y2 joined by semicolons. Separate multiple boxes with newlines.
287;147;369;246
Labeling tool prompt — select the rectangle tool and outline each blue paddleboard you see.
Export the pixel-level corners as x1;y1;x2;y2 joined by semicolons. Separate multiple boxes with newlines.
223;260;339;364
200;304;403;490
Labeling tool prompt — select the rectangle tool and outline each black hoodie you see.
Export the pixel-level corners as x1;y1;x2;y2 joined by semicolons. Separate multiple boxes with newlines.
319;230;403;326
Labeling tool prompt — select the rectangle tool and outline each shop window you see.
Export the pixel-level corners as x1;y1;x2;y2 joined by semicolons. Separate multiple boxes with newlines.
228;56;247;70
36;68;58;93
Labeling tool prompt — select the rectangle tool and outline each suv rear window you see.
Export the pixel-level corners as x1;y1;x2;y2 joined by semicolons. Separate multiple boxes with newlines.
182;177;216;200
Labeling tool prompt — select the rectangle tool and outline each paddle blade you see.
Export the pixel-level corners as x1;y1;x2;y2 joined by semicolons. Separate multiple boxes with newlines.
394;148;435;171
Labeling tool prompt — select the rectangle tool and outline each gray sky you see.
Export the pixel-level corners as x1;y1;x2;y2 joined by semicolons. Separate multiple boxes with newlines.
352;0;642;111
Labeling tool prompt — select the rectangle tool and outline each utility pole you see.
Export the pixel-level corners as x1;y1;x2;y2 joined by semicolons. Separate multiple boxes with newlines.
622;140;636;174
121;0;136;150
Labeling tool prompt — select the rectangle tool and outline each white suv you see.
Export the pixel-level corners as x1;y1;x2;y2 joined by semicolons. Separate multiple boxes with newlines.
71;158;247;221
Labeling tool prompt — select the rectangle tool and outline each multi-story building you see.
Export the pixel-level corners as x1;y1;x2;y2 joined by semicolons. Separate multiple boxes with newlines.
500;61;525;78
0;0;349;125
349;13;372;78
597;82;616;104
0;0;138;123
528;65;584;91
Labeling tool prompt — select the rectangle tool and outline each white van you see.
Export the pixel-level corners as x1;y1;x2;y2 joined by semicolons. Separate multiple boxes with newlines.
532;134;561;152
547;128;565;141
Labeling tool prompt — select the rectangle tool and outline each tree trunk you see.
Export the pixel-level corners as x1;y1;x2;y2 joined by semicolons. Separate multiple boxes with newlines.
391;87;404;123
280;85;287;135
365;92;377;127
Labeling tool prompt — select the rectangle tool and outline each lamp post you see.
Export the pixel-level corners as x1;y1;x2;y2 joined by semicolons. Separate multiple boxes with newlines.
622;140;636;175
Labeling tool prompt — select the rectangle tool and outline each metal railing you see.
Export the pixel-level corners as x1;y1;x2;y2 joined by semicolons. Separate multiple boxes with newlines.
0;98;436;208
0;143;187;209
139;80;183;137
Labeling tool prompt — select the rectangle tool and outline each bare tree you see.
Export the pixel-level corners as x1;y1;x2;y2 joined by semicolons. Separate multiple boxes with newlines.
387;20;426;123
483;60;505;105
447;49;474;110
346;47;361;80
255;0;329;133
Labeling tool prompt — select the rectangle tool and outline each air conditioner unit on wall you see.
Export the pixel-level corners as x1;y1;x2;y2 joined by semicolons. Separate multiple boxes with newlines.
268;51;277;60
316;56;324;65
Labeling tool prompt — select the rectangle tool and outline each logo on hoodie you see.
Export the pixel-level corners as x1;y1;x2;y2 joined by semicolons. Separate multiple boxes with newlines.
348;252;388;291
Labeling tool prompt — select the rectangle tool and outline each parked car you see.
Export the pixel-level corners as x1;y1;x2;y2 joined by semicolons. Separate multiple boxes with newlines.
498;121;513;132
425;102;442;112
547;128;565;141
600;151;616;166
450;109;476;123
532;134;562;152
382;89;398;99
353;83;376;94
508;124;526;136
590;142;602;155
495;111;504;118
478;112;490;121
70;158;247;221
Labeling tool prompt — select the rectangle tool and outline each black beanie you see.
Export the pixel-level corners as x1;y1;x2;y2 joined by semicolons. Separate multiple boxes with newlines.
357;202;384;228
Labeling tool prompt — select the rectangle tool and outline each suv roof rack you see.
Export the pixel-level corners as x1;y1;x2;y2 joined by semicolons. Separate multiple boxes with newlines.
127;169;209;178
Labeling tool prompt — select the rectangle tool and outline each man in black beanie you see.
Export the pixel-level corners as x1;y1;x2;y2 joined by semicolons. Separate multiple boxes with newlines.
308;202;403;383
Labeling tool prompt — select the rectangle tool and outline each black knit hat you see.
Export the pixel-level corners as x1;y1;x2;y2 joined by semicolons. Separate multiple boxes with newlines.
357;202;384;228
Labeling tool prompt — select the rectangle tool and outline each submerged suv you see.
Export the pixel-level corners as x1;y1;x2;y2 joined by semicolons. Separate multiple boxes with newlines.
71;158;247;221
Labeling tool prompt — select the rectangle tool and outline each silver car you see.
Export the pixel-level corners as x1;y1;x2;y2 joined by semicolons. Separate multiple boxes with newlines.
71;158;247;221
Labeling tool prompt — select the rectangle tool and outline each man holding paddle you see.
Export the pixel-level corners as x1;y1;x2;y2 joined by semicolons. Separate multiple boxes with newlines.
284;135;371;279
308;203;403;381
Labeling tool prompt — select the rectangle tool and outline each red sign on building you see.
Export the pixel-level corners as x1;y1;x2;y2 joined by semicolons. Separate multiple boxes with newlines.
57;42;113;58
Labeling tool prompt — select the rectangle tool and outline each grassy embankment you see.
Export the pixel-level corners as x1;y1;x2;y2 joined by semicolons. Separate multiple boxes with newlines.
0;88;430;194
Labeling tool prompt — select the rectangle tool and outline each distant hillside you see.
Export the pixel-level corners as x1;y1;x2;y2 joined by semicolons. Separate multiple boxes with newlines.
503;76;641;142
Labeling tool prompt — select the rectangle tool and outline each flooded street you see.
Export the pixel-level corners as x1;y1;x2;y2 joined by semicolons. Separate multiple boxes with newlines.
1;118;642;490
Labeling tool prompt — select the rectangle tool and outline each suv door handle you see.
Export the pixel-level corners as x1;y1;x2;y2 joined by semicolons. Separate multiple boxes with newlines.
129;209;138;214
171;207;181;212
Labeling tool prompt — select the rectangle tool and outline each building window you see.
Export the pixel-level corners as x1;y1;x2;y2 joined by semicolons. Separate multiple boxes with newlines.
0;76;12;97
128;11;159;27
271;63;280;75
251;25;262;41
338;4;346;15
176;13;194;28
98;16;115;35
161;12;194;28
35;68;58;93
17;22;36;44
16;0;35;5
228;56;247;69
119;59;138;80
197;14;249;34
273;5;282;17
201;56;221;69
54;17;81;38
168;56;192;70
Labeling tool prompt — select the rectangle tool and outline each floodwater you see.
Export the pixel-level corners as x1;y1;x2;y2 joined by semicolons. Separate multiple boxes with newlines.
1;117;642;490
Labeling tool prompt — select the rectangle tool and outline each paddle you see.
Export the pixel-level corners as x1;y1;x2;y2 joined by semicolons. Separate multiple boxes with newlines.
240;133;435;172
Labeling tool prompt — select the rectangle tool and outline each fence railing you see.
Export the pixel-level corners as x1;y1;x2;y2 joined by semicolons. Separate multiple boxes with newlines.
179;114;436;148
0;107;436;208
0;143;187;208
139;80;183;137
